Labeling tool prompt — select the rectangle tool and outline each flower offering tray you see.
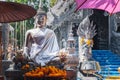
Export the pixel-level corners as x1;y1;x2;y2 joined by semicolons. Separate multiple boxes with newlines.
24;76;64;80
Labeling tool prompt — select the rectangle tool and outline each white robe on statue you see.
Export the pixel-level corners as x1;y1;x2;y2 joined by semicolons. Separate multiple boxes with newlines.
23;27;59;66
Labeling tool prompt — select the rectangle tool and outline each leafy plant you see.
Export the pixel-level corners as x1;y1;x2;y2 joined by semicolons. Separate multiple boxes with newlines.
50;0;57;7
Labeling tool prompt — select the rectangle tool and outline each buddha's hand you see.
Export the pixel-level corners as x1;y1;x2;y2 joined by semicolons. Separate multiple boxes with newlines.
23;47;30;59
58;49;69;62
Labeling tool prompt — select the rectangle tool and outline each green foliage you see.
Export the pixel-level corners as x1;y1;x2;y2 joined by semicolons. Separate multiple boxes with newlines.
5;0;35;48
7;0;27;3
6;0;49;48
50;0;57;7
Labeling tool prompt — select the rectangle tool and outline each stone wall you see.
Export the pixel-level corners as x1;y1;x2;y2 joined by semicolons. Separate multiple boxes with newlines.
110;15;120;54
89;10;109;50
111;34;120;54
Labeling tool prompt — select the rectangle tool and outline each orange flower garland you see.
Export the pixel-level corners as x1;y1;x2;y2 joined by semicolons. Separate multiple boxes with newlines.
21;64;30;70
24;66;67;78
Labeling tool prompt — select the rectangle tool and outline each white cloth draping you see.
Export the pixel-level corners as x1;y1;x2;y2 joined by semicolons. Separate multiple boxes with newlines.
23;27;59;66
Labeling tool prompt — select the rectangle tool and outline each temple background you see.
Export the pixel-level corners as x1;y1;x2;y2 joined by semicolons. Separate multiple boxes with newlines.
51;3;120;55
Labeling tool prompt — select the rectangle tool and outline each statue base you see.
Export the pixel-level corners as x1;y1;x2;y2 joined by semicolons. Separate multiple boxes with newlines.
79;61;101;73
77;61;103;79
0;75;4;80
5;68;23;80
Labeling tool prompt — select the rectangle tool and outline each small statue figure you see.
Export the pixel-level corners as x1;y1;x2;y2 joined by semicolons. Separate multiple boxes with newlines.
7;44;15;60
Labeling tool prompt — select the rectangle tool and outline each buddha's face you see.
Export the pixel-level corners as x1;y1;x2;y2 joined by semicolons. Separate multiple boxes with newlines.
36;15;47;28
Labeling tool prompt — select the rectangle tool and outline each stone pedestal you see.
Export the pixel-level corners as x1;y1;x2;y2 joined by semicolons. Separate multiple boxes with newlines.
5;68;23;80
0;76;4;80
2;60;12;75
79;61;100;72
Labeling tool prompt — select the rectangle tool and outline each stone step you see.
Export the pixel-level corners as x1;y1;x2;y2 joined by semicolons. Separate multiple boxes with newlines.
92;50;120;79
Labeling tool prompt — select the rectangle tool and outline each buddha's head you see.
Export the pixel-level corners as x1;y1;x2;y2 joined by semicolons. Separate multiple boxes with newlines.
34;8;47;28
